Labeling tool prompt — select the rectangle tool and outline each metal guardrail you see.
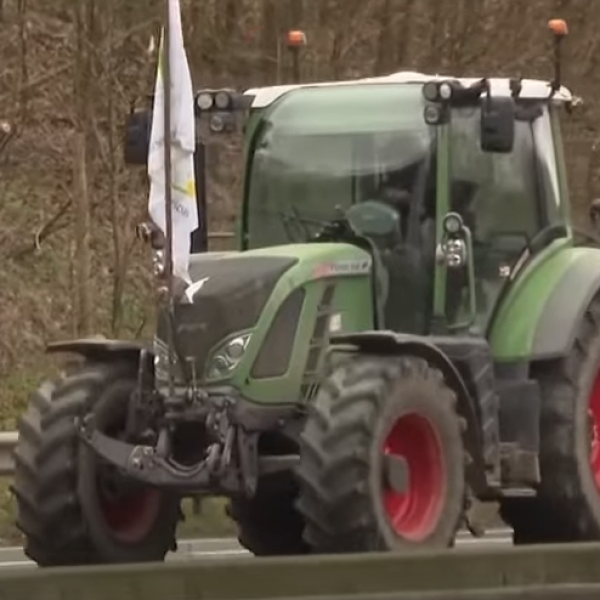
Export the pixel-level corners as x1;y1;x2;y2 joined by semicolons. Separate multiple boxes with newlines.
2;543;600;599
3;425;600;599
284;588;600;600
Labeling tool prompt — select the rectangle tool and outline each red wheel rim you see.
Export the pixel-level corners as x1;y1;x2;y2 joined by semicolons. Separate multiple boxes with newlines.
100;487;161;544
382;413;445;541
589;371;600;490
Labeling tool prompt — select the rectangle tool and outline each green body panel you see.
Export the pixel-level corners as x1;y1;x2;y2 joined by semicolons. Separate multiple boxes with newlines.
223;242;374;403
489;239;600;360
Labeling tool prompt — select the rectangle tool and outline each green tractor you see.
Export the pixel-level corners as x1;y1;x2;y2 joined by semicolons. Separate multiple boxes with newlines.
12;21;600;566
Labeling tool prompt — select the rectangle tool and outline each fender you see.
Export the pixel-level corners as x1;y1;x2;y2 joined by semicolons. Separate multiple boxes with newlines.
490;245;600;361
46;337;151;364
531;247;600;359
329;331;488;494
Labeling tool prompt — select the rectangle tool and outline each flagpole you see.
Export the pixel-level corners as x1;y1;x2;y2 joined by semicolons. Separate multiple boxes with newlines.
162;0;176;429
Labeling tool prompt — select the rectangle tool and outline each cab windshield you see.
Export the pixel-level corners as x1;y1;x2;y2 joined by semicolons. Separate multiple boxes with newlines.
244;83;434;248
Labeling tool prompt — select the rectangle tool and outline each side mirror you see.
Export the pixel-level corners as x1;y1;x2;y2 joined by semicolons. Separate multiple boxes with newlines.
480;97;515;154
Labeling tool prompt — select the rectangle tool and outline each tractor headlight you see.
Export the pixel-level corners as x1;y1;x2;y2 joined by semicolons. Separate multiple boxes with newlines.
153;336;171;384
152;248;166;278
214;90;232;110
442;212;464;236
422;81;439;102
196;92;214;111
439;81;453;100
206;333;252;381
444;238;467;269
209;114;225;133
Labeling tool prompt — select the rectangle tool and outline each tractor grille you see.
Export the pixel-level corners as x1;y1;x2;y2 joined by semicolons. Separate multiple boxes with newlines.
301;282;337;401
155;255;297;383
251;286;306;379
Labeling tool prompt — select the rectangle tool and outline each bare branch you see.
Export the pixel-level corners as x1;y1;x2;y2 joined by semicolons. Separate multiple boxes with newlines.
8;197;72;260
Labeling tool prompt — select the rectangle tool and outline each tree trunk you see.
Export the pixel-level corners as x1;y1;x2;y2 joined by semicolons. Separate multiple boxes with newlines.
72;0;94;336
73;132;93;335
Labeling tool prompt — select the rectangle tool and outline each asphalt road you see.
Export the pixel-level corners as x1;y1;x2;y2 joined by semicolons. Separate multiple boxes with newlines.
0;529;513;569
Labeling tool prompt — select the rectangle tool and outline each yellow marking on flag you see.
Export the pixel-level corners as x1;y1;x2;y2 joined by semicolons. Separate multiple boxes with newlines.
173;180;196;199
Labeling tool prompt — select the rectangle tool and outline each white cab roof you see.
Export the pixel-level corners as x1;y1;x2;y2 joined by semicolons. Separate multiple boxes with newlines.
245;70;573;109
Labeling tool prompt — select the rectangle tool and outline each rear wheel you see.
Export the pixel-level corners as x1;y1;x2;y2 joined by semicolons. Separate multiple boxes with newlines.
11;361;180;566
296;355;465;553
501;295;600;543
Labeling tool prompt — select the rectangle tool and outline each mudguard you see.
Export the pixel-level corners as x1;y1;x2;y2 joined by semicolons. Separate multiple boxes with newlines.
490;245;600;361
532;249;600;358
46;337;151;363
329;331;488;493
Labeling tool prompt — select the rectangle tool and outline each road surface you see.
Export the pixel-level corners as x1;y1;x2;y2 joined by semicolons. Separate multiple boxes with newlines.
0;529;513;569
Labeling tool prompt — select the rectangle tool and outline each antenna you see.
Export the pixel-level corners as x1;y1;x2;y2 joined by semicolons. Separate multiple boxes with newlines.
548;19;569;95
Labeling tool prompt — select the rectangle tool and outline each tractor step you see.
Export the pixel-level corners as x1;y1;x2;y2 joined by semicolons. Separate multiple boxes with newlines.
258;454;300;474
498;487;536;498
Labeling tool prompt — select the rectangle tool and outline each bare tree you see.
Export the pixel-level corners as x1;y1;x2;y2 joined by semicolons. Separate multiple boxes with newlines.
71;0;95;335
17;0;29;120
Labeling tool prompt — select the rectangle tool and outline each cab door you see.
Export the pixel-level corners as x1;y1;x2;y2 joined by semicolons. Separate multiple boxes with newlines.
441;104;559;334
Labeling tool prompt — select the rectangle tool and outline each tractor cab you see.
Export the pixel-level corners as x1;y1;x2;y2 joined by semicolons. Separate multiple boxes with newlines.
238;72;576;337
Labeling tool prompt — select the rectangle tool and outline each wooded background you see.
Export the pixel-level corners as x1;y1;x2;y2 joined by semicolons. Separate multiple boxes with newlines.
0;0;600;423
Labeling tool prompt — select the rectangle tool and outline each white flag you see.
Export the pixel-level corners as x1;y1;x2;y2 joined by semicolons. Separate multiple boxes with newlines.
147;0;198;284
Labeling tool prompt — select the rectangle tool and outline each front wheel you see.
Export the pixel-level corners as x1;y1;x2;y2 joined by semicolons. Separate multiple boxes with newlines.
295;355;466;553
11;361;180;567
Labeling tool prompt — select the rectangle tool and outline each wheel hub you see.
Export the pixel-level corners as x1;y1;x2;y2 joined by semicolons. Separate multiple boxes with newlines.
381;412;446;542
98;474;161;544
383;454;409;494
95;413;162;544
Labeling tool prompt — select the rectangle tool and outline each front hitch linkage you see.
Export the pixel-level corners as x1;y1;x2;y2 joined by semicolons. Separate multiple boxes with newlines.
78;414;239;494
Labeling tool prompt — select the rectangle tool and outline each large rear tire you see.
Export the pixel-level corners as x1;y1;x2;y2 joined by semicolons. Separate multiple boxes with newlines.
295;355;465;553
501;295;600;543
11;361;180;566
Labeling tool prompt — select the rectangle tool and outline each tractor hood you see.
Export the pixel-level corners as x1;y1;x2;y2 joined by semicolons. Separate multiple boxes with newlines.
154;243;372;386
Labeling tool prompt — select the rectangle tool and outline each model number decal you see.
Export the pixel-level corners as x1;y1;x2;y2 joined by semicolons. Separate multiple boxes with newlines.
313;258;371;278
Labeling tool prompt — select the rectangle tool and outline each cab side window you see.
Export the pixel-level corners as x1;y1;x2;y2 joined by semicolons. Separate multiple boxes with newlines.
451;107;544;245
448;106;546;330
